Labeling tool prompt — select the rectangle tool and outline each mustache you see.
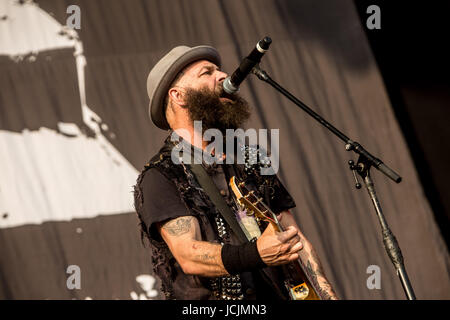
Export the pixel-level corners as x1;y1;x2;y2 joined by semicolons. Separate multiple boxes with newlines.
184;85;251;133
216;82;238;101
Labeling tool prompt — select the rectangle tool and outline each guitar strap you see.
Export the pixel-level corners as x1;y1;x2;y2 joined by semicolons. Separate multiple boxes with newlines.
189;163;292;300
188;163;249;244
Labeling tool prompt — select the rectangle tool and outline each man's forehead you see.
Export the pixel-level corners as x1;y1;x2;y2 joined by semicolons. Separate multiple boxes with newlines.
184;60;219;74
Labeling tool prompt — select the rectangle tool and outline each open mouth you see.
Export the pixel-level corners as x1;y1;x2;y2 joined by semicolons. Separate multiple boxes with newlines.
218;88;237;102
219;96;234;103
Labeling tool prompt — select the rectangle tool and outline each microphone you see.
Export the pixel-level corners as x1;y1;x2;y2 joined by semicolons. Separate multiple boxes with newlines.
223;36;272;94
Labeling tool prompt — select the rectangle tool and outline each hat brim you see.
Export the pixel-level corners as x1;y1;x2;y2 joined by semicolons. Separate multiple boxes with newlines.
149;46;221;130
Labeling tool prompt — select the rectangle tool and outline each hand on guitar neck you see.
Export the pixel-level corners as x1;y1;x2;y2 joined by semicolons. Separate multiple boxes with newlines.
256;223;304;266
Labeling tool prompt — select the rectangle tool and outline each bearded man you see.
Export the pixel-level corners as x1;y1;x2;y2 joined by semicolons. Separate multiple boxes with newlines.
133;45;337;300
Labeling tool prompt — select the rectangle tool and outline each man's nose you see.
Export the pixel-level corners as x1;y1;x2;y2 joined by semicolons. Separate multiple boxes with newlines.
216;70;228;83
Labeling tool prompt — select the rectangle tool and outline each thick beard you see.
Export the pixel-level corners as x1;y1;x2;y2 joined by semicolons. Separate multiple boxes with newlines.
184;84;251;134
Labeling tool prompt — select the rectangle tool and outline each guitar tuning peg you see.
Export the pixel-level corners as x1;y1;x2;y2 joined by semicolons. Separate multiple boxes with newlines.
252;198;262;206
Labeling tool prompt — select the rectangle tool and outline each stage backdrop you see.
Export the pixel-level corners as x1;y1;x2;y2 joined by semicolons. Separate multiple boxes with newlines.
0;0;448;299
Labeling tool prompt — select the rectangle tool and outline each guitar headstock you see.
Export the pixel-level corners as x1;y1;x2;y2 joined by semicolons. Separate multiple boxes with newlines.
229;176;276;224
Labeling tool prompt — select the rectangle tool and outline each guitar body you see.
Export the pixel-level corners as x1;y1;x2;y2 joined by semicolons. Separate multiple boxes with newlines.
280;245;320;300
229;176;321;300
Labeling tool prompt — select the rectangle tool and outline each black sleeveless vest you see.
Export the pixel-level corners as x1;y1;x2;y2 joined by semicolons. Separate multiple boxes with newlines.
133;135;290;299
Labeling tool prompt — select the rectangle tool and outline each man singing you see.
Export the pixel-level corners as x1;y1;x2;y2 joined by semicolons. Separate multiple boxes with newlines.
133;45;337;300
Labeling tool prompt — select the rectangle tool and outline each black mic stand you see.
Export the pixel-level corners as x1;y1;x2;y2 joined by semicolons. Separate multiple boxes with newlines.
252;64;416;300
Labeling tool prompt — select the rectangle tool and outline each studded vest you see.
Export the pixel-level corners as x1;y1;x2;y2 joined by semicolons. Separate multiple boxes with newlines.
133;134;292;300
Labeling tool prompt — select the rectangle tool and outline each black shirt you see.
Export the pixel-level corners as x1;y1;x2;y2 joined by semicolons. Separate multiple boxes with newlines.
139;135;296;299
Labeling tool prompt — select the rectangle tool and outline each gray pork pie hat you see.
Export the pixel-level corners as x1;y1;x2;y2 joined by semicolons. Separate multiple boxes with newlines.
147;45;221;130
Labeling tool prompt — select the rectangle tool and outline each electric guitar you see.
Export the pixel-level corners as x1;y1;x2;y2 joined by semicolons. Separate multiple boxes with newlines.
229;176;322;300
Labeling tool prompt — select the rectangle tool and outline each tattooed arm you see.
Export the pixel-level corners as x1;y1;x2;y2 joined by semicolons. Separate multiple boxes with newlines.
278;210;339;300
157;216;229;277
158;215;304;278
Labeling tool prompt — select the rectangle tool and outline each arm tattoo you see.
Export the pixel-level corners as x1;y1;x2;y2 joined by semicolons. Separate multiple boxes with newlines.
309;248;327;279
197;253;216;262
298;245;337;300
162;216;194;237
305;260;333;300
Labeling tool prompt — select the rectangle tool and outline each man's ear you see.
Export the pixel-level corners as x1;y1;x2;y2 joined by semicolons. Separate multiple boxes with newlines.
168;87;187;107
